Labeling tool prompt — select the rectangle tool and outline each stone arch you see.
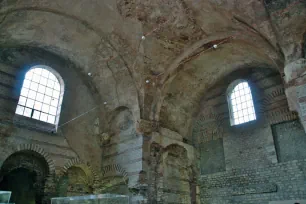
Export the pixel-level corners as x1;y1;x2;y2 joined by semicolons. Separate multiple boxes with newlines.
101;164;128;180
154;144;192;203
0;148;51;204
60;158;100;187
260;85;298;125
226;79;256;126
55;158;101;197
0;150;50;177
0;8;140;118
1;143;55;174
97;164;129;194
0;144;56;203
156;48;280;137
163;144;188;159
150;36;282;122
19;65;65;128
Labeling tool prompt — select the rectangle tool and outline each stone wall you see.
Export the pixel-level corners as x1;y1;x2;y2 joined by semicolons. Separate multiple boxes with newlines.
199;119;306;203
272;120;306;162
200;159;306;204
0;0;304;203
0;47;101;171
223;124;277;170
264;0;306;62
101;108;142;191
146;128;198;204
0;47;103;203
199;138;225;175
194;68;306;204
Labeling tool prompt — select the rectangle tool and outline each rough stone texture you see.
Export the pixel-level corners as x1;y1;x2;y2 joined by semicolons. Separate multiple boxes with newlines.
272;120;306;162
97;107;143;202
145;128;198;204
0;47;99;167
284;59;306;131
194;68;306;204
223;125;278;170
192;68;296;146
0;150;49;203
199;138;225;175
200;160;306;204
270;200;306;204
0;0;304;203
263;0;306;63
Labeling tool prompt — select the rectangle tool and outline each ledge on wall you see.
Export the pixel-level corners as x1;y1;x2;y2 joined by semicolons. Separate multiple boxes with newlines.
13;114;57;134
270;200;306;204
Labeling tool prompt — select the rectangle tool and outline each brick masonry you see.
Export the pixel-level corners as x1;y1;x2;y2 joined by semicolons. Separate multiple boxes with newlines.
0;48;99;203
101;108;143;190
272;120;306;162
200;159;306;204
194;68;306;204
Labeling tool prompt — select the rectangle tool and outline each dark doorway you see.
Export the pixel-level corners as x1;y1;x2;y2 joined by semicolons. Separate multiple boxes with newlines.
0;168;38;204
0;150;49;204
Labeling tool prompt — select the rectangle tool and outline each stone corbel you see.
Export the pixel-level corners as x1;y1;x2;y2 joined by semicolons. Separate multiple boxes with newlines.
136;119;159;134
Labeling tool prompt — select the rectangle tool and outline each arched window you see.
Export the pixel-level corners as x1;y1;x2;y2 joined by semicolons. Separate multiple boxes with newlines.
227;80;256;126
15;66;64;125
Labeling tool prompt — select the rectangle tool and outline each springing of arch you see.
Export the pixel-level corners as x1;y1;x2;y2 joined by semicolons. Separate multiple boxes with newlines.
15;65;64;126
227;79;256;126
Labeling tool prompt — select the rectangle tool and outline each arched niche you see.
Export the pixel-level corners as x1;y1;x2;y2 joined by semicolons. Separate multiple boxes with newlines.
98;164;129;195
0;150;50;204
162;144;189;178
153;144;195;204
57;165;94;197
109;107;137;141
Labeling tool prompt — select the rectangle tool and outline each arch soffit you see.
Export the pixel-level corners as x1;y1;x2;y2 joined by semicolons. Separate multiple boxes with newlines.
226;79;249;94
101;164;128;181
152;40;282;122
0;8;139;111
60;158;100;186
0;6;283;123
26;65;65;91
1;143;55;174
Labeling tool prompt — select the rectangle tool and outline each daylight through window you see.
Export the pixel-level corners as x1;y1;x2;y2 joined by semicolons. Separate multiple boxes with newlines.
15;67;63;124
229;81;256;125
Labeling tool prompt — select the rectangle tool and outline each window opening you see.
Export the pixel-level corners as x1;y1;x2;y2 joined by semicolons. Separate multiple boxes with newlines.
15;67;63;125
228;80;256;126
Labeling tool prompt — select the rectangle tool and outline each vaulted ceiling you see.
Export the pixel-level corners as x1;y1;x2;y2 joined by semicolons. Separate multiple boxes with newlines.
0;0;305;137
